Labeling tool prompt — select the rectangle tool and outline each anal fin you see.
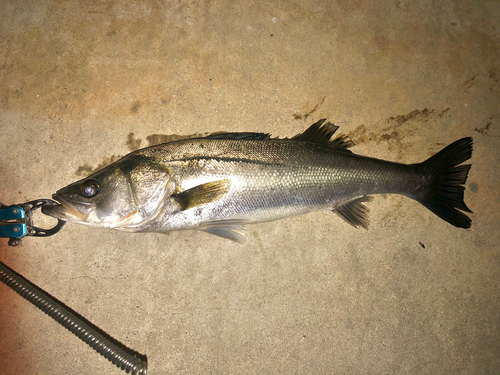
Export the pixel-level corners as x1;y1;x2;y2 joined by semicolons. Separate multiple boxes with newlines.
333;196;374;229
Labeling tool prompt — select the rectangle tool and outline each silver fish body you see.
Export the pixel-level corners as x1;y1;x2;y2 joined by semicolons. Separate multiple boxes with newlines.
43;120;473;242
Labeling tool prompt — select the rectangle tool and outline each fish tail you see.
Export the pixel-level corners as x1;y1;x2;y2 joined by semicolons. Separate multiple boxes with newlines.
416;137;473;228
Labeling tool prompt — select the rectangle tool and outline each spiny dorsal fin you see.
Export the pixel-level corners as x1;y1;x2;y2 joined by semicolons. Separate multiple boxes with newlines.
292;119;355;150
333;196;374;229
172;179;232;211
205;132;272;140
203;120;355;150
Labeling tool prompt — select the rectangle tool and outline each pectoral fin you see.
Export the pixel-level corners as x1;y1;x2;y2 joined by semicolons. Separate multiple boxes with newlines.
333;196;374;229
172;179;232;211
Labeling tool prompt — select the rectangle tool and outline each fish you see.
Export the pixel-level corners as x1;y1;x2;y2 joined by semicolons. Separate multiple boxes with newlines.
42;120;473;243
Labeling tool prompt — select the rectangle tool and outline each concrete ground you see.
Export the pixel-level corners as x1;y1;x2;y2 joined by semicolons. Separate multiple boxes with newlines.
1;1;499;374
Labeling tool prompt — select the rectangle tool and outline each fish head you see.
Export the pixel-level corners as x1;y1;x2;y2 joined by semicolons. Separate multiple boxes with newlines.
43;156;174;229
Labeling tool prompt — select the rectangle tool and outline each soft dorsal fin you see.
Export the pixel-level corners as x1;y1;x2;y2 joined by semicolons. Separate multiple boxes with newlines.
292;119;355;150
333;196;374;229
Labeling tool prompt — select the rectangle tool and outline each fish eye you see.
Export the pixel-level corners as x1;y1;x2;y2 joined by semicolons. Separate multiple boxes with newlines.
81;179;99;197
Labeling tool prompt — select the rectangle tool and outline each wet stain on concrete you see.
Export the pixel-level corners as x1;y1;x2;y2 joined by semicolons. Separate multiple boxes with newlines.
130;101;141;113
347;108;451;161
293;96;326;120
75;155;122;177
462;74;479;91
469;182;479;193
348;108;438;144
126;132;142;151
474;116;493;135
462;69;498;94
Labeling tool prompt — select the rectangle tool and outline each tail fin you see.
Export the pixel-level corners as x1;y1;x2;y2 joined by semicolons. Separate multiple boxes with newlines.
417;137;473;228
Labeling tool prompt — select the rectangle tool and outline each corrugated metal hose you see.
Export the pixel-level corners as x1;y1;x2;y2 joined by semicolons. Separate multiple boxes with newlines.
0;261;148;374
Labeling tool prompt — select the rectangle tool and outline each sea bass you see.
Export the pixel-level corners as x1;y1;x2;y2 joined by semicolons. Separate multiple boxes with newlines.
42;120;473;242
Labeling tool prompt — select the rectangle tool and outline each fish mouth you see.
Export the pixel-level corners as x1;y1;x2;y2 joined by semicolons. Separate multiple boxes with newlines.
41;194;92;222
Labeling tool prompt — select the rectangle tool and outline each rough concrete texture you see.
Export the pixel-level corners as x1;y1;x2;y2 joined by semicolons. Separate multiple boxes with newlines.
0;1;499;374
